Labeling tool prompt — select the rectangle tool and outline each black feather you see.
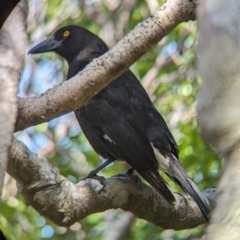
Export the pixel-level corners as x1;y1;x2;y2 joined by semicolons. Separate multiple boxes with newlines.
167;154;210;221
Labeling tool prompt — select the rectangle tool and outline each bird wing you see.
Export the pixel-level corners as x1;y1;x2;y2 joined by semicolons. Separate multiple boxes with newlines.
123;70;179;159
118;71;210;220
104;70;210;220
82;80;175;203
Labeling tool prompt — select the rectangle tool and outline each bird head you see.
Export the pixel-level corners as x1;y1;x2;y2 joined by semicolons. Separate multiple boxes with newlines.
29;25;108;63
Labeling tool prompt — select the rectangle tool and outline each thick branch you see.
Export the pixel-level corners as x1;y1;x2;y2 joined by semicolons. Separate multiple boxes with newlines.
16;0;197;131
197;0;240;239
0;0;27;194
8;138;214;230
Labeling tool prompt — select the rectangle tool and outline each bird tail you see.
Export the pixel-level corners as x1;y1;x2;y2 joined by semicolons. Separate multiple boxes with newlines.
137;169;175;204
168;156;210;222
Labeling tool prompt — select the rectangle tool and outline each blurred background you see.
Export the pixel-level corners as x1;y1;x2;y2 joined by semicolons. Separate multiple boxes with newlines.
1;0;221;239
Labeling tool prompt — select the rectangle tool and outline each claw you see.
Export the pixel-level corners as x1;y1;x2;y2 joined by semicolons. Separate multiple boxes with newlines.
82;172;106;192
81;159;114;192
112;168;142;189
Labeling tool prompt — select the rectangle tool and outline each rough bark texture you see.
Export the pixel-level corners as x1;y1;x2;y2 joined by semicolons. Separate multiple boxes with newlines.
197;0;240;239
15;0;197;132
0;0;27;195
8;138;214;230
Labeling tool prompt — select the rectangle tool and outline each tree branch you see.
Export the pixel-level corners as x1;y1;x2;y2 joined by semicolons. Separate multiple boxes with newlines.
197;0;240;239
8;138;215;230
0;0;27;195
16;0;197;131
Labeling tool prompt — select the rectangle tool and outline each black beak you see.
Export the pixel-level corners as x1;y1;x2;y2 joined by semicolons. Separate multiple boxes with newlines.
28;37;62;54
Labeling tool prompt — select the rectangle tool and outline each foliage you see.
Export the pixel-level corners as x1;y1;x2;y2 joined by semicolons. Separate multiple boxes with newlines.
1;0;221;239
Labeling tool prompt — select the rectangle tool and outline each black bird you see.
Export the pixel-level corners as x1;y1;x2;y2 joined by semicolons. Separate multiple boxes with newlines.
29;25;210;221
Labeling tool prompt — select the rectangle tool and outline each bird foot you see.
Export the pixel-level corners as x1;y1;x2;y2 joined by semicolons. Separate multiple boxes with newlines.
82;172;106;192
112;168;142;190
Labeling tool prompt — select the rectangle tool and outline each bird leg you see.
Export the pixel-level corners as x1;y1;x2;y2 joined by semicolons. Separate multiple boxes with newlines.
124;167;135;175
112;167;142;190
82;159;114;191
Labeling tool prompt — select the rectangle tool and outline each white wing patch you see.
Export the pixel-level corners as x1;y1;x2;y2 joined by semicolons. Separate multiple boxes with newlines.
104;134;116;144
151;143;172;175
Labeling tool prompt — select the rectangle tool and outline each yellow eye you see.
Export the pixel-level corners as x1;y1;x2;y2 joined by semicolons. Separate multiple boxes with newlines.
63;30;70;38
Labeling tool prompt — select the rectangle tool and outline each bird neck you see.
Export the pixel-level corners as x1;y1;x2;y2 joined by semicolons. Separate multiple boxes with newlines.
67;60;90;80
66;44;108;80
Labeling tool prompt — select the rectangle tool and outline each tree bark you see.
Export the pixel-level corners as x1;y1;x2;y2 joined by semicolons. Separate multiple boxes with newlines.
197;0;240;239
0;0;27;195
8;138;214;230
